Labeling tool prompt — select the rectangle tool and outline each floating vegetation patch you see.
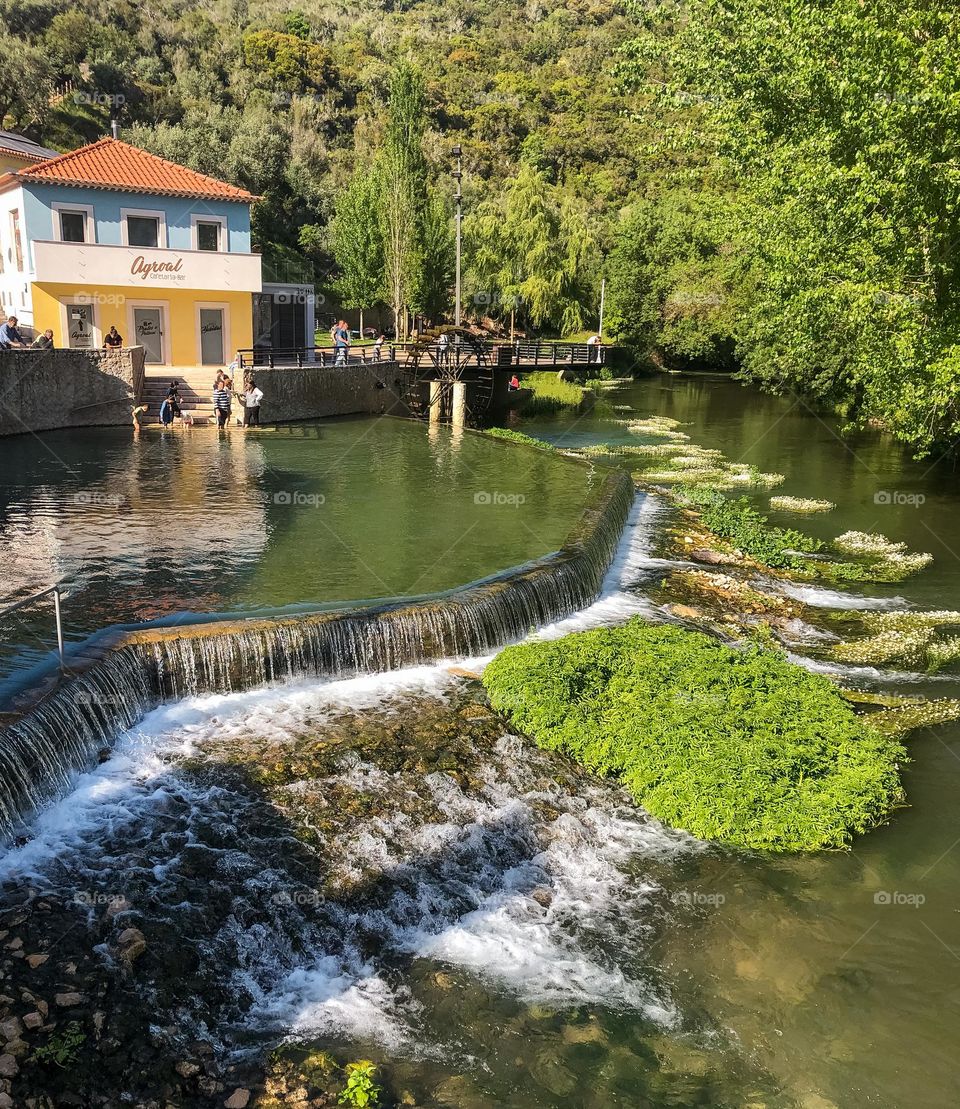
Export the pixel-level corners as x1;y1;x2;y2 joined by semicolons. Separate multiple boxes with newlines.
832;610;960;671
674;487;933;584
518;372;590;415
621;416;689;438
485;426;555;450
769;496;835;514
869;699;960;735
483;619;907;853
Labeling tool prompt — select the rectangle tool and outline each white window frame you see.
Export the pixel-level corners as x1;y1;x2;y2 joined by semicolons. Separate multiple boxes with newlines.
126;299;171;365
195;300;231;366
191;214;227;253
120;207;167;249
51;202;96;244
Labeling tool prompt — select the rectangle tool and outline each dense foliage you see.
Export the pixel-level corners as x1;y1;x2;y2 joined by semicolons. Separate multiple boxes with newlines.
7;0;642;331
483;620;907;852
611;0;960;454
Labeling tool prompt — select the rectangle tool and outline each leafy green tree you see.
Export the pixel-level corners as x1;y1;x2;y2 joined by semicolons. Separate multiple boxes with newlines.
466;162;598;334
242;30;335;96
331;169;385;335
378;62;430;338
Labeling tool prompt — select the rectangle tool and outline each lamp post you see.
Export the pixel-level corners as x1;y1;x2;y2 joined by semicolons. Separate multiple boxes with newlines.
452;144;463;328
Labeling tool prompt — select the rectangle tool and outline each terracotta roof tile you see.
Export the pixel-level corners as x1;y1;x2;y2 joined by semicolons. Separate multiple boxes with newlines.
15;137;257;203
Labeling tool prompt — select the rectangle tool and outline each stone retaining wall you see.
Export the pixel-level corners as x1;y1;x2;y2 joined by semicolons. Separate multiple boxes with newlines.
0;347;145;437
247;361;408;422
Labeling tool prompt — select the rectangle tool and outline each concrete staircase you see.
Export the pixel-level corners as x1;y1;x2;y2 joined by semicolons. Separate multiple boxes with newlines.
139;369;225;426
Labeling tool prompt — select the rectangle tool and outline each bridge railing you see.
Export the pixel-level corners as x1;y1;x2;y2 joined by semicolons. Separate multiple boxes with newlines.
236;339;609;370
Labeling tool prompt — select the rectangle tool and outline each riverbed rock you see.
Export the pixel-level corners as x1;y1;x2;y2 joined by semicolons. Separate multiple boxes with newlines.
669;604;702;620
224;1089;251;1108
175;1060;201;1078
117;927;147;963
0;1018;21;1042
0;1055;17;1077
23;1012;42;1030
25;954;48;969
689;548;734;565
54;991;83;1008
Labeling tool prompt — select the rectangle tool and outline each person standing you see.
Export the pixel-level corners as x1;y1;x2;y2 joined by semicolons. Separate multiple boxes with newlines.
159;395;176;427
243;378;263;427
103;326;123;349
0;316;26;348
373;333;385;362
334;319;350;366
437;331;449;365
213;377;232;428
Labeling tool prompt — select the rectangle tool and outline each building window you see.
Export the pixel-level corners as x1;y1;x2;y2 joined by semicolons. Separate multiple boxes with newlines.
196;221;221;252
10;210;22;271
59;210;87;243
126;215;160;248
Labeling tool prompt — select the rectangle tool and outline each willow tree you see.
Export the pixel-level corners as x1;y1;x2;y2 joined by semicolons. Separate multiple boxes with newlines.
379;63;429;339
331;168;384;336
466;162;597;336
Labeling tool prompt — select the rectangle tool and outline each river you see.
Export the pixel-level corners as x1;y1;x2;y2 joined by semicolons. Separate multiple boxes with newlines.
0;373;957;1107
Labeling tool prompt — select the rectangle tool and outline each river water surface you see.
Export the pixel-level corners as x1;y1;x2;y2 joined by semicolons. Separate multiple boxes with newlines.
1;375;959;1107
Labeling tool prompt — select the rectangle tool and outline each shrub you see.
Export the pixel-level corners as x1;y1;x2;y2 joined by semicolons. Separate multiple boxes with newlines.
483;620;906;852
518;372;588;415
339;1060;381;1107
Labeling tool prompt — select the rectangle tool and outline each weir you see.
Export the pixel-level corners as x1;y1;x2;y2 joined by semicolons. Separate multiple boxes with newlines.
0;467;635;841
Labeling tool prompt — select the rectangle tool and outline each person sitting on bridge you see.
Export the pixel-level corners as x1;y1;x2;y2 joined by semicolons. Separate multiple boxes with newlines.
103;325;123;349
31;329;54;350
373;333;385;361
509;374;520;391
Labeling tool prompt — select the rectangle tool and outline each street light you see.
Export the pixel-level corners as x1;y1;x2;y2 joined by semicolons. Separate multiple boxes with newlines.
451;144;463;329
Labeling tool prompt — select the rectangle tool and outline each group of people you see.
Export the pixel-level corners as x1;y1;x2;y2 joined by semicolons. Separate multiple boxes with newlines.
0;315;53;350
329;321;390;363
0;316;126;351
212;370;263;428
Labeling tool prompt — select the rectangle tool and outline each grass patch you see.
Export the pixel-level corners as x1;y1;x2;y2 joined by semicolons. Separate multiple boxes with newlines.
483;620;906;852
485;427;555;449
519;372;589;416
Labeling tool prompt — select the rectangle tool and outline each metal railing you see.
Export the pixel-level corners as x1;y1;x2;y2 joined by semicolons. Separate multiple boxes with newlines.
0;586;67;672
236;339;611;370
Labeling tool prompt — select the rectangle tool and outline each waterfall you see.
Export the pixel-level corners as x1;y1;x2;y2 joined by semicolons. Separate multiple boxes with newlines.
0;470;634;841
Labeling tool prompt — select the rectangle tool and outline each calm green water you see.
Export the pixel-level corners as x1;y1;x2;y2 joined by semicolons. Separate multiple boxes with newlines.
0;418;594;693
523;373;960;1107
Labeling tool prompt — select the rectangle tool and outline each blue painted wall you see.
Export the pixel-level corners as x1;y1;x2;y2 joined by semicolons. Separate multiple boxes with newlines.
22;182;252;257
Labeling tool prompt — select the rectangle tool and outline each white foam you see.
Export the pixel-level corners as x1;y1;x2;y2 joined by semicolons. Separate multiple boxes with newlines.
768;580;908;610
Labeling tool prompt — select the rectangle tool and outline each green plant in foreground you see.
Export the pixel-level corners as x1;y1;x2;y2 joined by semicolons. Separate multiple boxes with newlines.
31;1022;86;1068
482;620;906;852
339;1060;381;1107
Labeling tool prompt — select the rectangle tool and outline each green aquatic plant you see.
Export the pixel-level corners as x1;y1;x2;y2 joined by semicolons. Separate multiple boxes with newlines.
676;484;822;568
769;495;835;514
483;619;907;853
339;1060;382;1107
31;1022;86;1069
832;610;960;672
623;415;689;438
485;426;554;449
518;372;589;415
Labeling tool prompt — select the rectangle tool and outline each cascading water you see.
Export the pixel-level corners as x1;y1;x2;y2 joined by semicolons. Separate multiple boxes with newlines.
0;470;634;841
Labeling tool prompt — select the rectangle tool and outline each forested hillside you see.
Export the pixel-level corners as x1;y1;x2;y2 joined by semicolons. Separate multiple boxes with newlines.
5;0;960;452
3;0;645;328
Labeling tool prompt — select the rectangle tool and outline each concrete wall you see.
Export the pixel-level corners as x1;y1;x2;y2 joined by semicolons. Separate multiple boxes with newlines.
248;361;408;422
0;346;145;437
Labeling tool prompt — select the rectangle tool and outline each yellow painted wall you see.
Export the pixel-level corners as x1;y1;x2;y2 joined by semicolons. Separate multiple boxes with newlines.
32;283;254;366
